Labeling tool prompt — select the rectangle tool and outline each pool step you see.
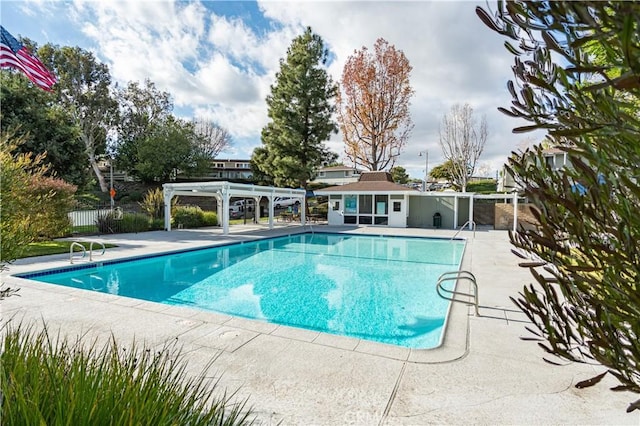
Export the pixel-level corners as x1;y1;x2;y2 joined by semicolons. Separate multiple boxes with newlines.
436;270;479;316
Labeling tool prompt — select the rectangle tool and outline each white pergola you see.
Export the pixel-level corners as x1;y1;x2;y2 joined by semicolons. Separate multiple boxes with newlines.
163;181;306;235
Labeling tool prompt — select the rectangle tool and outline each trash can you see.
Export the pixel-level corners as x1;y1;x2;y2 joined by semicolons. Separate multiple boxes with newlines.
433;212;442;228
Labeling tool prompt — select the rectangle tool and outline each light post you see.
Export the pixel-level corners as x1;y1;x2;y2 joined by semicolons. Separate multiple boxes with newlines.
109;157;115;211
419;150;429;191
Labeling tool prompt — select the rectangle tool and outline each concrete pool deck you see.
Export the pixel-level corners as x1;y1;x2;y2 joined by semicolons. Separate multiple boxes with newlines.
2;224;636;424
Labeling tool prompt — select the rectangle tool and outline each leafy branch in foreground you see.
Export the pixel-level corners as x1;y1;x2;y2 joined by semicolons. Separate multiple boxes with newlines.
477;1;640;412
1;322;254;424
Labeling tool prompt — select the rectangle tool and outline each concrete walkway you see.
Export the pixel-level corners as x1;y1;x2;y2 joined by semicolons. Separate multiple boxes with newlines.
2;224;636;424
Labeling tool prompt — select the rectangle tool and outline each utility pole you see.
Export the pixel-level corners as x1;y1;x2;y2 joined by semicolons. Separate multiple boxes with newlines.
419;150;429;191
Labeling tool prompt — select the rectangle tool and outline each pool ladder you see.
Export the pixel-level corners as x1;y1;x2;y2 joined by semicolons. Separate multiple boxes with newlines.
450;220;476;240
70;241;106;264
436;270;479;316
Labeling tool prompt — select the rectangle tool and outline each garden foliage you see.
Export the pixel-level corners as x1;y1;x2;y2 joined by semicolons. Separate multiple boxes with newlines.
1;322;253;425
1;133;76;263
173;206;218;229
477;1;640;411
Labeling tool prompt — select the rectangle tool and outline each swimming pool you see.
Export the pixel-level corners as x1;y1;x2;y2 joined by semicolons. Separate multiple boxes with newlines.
19;233;466;349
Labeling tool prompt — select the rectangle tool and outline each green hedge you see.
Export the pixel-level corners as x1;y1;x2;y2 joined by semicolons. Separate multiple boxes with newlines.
173;206;218;228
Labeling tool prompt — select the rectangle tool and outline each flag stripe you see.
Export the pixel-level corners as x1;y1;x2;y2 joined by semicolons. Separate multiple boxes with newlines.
0;25;56;91
1;47;53;89
1;47;54;83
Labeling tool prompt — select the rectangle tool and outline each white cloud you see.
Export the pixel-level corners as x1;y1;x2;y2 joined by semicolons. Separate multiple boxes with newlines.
14;0;549;178
256;1;546;177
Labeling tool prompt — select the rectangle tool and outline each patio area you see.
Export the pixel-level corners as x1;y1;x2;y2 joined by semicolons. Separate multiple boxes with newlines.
2;224;635;424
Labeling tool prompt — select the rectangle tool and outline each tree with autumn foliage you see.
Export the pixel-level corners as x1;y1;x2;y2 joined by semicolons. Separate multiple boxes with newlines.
337;38;414;172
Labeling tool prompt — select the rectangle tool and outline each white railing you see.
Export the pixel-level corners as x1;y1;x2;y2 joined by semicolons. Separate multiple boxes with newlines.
70;240;106;264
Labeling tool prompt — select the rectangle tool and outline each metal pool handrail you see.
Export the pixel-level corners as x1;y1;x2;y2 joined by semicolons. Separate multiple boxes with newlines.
436;270;479;316
451;220;476;240
70;240;106;264
89;241;106;261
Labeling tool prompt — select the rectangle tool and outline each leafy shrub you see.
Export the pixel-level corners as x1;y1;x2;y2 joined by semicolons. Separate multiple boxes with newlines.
29;176;77;239
119;213;150;233
173;206;205;228
74;192;102;209
127;191;144;202
139;188;164;220
1;322;253;425
95;211;119;234
96;212;150;234
202;211;218;227
477;1;640;411
1;133;73;263
149;218;165;231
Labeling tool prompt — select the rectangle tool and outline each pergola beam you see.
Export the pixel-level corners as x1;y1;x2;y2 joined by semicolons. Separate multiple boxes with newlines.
162;181;306;235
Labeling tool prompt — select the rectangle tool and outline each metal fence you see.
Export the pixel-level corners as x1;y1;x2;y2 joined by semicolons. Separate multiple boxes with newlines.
68;202;146;236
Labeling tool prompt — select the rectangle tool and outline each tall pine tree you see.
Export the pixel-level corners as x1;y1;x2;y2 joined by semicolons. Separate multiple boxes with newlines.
253;27;337;196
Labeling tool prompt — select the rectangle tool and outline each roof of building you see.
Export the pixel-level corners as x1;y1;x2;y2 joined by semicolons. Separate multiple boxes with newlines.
318;171;415;192
542;148;566;155
319;165;361;172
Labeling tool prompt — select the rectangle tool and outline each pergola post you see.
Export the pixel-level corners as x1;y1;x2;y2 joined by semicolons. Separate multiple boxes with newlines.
268;196;274;229
222;189;230;235
453;196;459;229
468;194;474;230
163;189;173;231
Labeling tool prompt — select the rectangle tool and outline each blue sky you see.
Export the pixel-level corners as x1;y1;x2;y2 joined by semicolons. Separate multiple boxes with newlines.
2;0;545;179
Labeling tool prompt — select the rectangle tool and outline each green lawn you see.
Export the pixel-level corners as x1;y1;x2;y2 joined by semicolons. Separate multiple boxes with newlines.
18;241;117;259
72;224;99;234
467;179;498;194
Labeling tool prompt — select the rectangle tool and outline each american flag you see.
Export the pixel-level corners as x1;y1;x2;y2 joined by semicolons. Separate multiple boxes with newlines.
0;25;56;91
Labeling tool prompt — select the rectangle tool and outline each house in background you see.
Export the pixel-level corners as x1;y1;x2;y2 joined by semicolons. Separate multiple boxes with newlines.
311;165;362;186
497;147;572;192
202;159;253;181
542;147;571;170
175;159;253;182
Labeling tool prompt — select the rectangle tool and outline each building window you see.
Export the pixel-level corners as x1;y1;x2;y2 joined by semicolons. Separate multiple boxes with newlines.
359;216;373;225
359;195;373;214
393;201;401;212
344;195;357;214
344;215;357;224
374;216;388;225
545;156;554;168
375;195;388;215
318;171;326;177
214;163;225;168
344;171;351;177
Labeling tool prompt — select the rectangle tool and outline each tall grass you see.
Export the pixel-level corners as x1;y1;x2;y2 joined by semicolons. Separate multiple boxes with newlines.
1;322;253;425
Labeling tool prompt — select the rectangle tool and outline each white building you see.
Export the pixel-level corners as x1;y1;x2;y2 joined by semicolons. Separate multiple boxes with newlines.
311;165;362;186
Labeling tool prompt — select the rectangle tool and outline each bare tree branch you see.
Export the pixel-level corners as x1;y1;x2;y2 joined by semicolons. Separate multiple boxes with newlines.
192;118;232;159
438;103;488;191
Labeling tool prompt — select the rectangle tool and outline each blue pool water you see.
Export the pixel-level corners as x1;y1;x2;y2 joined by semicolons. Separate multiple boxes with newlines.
21;233;466;349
